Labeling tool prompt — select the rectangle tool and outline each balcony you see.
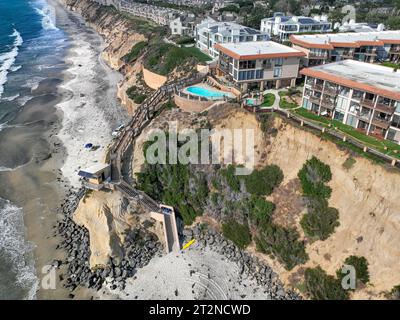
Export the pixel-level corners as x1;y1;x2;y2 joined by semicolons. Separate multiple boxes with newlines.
309;96;321;105
312;84;324;92
356;111;372;122
375;103;395;114
323;87;338;96
321;99;335;110
308;52;328;59
361;98;375;109
371;117;391;129
341;52;354;59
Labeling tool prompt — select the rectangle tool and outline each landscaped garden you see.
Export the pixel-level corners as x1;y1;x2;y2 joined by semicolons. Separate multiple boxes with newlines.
262;93;275;107
293;108;400;160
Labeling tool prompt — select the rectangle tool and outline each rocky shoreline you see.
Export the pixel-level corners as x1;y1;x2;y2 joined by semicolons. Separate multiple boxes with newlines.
184;225;301;300
53;187;299;299
54;189;162;297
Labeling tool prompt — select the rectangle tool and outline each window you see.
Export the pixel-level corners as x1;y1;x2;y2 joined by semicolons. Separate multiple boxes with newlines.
302;98;311;110
255;69;264;79
239;60;256;69
273;67;282;78
387;128;400;143
336;96;348;111
346;114;357;128
392;114;400;129
274;57;283;66
262;59;272;69
395;101;400;113
334;112;344;122
234;70;238;80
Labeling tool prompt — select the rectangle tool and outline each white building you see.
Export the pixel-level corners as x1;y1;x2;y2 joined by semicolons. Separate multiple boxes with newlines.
195;18;269;59
170;14;198;37
260;12;332;42
334;19;385;33
301;60;400;143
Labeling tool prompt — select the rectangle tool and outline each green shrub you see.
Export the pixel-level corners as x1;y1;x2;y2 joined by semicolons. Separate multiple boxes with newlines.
256;113;272;133
248;196;275;225
245;165;283;196
390;285;400;300
298;156;332;199
126;86;147;104
222;220;252;249
300;198;339;240
124;41;147;63
304;266;349;300
256;223;308;270
262;93;275;107
337;256;370;286
220;165;241;192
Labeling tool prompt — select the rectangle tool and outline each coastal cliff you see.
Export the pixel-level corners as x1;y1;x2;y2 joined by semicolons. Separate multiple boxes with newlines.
63;0;147;113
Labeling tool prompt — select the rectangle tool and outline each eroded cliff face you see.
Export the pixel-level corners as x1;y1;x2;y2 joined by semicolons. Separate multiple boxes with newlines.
63;0;147;112
149;107;399;300
73;190;133;268
260;117;400;299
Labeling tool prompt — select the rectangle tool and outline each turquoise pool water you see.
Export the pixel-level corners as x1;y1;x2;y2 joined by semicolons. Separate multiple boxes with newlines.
186;86;232;99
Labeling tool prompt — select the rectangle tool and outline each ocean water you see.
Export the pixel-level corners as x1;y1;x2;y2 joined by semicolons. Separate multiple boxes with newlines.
0;0;68;299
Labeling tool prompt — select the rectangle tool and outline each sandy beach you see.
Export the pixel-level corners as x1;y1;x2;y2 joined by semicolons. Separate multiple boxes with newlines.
0;0;127;299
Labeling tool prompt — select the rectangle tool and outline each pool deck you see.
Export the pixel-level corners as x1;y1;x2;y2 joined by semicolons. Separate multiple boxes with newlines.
182;83;235;100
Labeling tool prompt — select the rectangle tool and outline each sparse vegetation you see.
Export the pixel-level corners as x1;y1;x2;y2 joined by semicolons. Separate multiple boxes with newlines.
144;43;210;75
342;157;356;170
126;86;147;104
304;266;349;300
255;224;308;270
123;41;147;63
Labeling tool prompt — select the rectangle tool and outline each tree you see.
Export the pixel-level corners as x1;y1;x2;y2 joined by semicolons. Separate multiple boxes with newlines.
337;256;370;286
300;198;340;240
245;165;284;196
305;267;349;300
222;220;252;249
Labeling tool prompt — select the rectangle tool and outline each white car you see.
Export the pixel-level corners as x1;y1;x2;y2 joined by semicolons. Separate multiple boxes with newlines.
112;124;125;138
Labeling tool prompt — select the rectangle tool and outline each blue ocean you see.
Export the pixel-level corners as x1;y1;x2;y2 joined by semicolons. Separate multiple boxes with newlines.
0;0;68;299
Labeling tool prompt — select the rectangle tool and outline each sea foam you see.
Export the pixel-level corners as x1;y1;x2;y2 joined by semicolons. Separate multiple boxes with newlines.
0;198;38;299
0;29;23;99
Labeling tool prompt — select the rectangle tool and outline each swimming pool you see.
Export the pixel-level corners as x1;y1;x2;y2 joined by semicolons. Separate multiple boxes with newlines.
186;86;233;100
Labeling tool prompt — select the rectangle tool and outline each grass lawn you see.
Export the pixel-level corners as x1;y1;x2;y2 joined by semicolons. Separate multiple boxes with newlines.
180;46;212;63
293;108;400;159
145;44;211;75
381;62;400;69
262;93;276;107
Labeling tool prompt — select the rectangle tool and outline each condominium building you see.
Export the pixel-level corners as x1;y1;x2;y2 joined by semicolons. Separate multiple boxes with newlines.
195;18;269;59
119;0;183;25
215;41;305;91
260;13;332;42
301;60;400;143
291;31;400;67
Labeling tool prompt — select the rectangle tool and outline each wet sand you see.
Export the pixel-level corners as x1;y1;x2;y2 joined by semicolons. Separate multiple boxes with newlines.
0;0;127;299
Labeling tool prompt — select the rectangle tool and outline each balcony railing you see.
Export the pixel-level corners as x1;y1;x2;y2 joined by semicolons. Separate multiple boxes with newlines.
321;99;335;110
309;96;321;105
323;87;338;96
375;103;395;114
356;112;372;122
361;98;375;109
372;117;391;129
308;52;328;59
312;84;324;92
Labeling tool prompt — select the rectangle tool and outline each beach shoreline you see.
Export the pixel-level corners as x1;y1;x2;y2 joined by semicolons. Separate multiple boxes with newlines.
0;0;127;299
